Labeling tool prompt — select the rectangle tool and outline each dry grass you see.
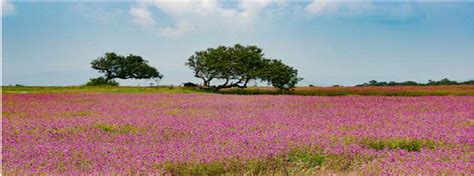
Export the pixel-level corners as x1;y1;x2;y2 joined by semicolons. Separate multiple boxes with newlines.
220;85;474;96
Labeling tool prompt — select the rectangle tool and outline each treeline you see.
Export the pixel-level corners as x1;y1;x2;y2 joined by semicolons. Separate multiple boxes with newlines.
357;78;474;87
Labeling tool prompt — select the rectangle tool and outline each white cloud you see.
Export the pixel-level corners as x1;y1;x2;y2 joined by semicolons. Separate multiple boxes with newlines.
2;0;17;17
239;0;272;17
159;21;194;38
131;0;420;37
305;1;373;16
75;3;124;23
303;1;426;24
130;7;156;26
303;0;424;22
131;0;274;37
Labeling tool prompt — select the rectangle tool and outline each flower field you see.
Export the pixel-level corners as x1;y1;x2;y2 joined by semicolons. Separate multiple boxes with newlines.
2;93;473;174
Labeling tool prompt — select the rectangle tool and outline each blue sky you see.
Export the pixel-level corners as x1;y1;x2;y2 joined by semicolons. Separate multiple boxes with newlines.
2;1;474;86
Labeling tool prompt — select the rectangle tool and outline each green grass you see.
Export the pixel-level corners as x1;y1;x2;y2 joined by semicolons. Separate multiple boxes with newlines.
1;86;207;94
362;138;436;152
287;148;325;169
2;85;473;96
93;124;139;134
154;147;370;175
151;138;435;174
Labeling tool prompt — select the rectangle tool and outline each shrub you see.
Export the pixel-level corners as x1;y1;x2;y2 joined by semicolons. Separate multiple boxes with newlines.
359;78;473;86
462;80;474;84
85;77;119;86
183;82;198;87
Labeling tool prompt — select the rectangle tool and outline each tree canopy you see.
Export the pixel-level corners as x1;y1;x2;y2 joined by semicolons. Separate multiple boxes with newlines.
90;52;163;85
186;44;301;90
260;59;301;90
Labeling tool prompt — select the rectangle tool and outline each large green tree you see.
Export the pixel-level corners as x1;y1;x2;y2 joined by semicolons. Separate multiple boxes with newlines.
90;52;163;83
185;46;230;87
186;44;301;90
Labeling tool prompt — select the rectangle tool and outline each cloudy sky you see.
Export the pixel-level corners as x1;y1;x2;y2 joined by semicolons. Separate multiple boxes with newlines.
2;1;474;86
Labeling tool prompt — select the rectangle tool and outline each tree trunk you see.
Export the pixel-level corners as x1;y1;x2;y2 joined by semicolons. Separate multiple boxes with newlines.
242;78;250;88
105;70;113;82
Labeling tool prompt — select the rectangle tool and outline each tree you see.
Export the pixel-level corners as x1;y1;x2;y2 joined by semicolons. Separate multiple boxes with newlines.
186;44;267;90
185;46;230;87
261;59;302;90
91;52;163;84
186;44;301;90
368;80;378;86
400;81;418;86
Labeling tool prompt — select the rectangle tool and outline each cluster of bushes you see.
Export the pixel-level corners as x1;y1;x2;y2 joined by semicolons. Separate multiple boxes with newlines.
357;78;474;87
85;77;119;86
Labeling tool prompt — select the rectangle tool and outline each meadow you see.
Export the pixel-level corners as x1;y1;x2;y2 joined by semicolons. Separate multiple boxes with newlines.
3;85;474;96
2;88;473;174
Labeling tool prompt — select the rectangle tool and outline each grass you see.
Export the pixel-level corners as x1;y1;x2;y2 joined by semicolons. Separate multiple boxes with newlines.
1;86;206;94
2;85;474;96
362;138;436;152
220;85;474;96
93;124;139;134
152;138;437;174
154;147;364;175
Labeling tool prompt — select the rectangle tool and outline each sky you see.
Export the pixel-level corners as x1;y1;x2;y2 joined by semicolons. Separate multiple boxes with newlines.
2;1;474;86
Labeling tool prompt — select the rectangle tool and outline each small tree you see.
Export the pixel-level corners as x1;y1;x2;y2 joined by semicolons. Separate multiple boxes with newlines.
90;52;163;85
261;59;302;90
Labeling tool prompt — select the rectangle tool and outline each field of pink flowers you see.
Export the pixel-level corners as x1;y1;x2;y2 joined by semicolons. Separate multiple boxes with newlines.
2;93;473;174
